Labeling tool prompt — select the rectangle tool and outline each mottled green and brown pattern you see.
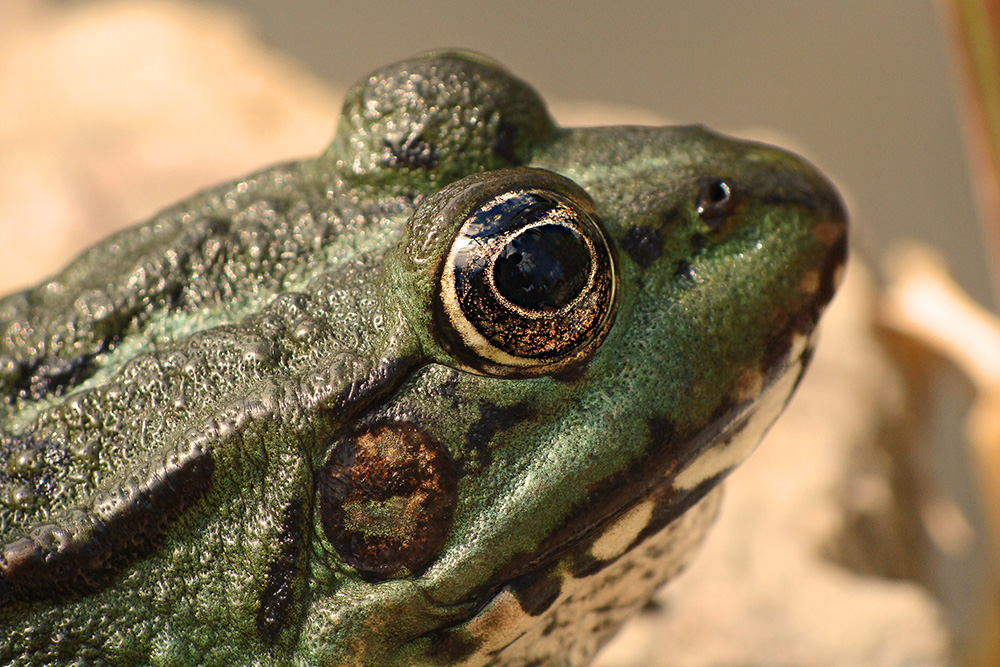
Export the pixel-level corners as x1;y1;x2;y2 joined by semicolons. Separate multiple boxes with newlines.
0;51;846;666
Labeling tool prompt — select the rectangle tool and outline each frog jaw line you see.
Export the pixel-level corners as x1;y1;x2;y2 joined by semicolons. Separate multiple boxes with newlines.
672;332;811;491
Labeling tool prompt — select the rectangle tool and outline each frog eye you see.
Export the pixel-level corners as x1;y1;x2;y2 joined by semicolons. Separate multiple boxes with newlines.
697;177;736;227
436;172;617;377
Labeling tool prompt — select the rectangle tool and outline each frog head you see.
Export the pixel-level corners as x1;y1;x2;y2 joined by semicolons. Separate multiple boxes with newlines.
0;52;845;666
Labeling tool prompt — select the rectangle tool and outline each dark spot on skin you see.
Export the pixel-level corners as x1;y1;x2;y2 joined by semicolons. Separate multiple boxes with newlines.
799;342;816;370
256;499;306;650
492;119;519;163
2;345;111;403
267;196;293;216
508;568;563;616
690;232;707;253
24;355;98;401
761;324;793;375
552;363;588;383
621;226;665;269
0;443;214;605
425;628;483;664
642;598;664;613
318;423;457;579
461;402;536;472
0;433;71;500
819;233;848;306
629;473;724;550
570;551;609;579
646;417;677;461
427;370;462;410
674;259;694;284
384;133;438;170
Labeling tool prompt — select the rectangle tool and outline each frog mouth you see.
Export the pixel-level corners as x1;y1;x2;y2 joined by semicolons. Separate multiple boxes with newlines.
409;335;815;662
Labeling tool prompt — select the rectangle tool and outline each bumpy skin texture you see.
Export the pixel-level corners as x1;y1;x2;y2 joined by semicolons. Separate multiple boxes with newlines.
0;51;846;666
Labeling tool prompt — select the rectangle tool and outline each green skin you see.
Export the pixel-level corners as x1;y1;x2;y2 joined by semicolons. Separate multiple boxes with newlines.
0;51;846;666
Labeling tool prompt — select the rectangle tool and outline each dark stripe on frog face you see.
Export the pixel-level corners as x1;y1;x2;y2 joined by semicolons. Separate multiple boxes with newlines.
464;394;750;595
425;629;482;665
461;402;536;472
8;353;101;402
0;443;213;605
759;215;845;377
630;473;724;550
491;119;520;164
760;244;843;376
0;215;238;403
256;498;307;649
568;452;728;578
507;567;563;617
384;133;438;170
819;232;848;305
621;225;666;269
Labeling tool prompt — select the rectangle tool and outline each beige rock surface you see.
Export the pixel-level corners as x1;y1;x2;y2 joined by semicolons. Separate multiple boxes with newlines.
0;2;953;665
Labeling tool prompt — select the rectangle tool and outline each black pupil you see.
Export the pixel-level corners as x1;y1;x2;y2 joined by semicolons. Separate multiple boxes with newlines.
493;223;591;312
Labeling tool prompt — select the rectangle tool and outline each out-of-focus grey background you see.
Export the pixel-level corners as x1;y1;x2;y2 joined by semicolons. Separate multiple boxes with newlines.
162;0;983;304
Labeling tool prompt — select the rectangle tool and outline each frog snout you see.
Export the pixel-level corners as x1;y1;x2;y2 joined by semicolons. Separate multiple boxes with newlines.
766;156;849;307
807;172;849;308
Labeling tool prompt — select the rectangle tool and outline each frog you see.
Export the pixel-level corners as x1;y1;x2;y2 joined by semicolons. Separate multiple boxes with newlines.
0;50;846;666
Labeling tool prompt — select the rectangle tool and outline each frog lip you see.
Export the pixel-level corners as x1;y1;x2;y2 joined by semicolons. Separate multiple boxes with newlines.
404;437;737;657
412;339;812;651
402;475;722;657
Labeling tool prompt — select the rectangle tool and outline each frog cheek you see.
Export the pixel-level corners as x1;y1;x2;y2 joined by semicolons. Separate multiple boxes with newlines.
317;422;458;580
433;171;618;378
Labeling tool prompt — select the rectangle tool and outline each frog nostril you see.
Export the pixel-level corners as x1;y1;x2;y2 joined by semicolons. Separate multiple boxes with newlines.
703;180;730;207
697;178;736;227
